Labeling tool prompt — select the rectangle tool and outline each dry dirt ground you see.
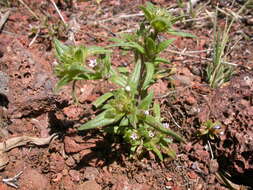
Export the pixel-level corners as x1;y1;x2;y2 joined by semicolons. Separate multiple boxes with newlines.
0;0;253;190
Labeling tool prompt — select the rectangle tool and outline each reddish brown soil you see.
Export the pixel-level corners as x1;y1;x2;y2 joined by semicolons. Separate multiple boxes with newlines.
0;0;253;190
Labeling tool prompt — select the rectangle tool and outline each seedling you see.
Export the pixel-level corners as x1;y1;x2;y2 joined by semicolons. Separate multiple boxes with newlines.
198;120;224;140
0;0;11;7
206;1;250;88
54;2;194;160
29;16;67;48
205;8;234;88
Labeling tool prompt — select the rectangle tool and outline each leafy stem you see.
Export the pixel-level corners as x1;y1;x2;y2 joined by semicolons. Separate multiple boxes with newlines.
54;2;195;161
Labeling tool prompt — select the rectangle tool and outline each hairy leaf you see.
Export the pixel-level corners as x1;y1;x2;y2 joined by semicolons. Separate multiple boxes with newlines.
93;92;114;108
79;111;124;130
142;62;155;90
87;46;111;56
144;142;163;160
160;143;176;159
108;42;145;54
154;57;171;64
153;102;161;121
109;74;127;87
168;29;196;38
145;115;186;143
139;2;155;21
156;39;175;54
129;59;141;91
118;67;129;73
127;108;138;128
54;39;70;59
145;37;156;59
138;90;154;110
119;117;129;127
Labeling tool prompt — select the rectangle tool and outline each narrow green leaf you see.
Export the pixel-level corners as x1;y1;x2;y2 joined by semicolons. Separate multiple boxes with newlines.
92;92;114;108
119;117;129;127
153;102;161;121
156;39;175;54
77;72;94;80
142;62;155;90
138;90;154;110
101;104;113;110
162;137;173;144
68;63;86;73
109;74;127;87
108;42;145;54
102;53;112;75
87;46;111;56
140;6;153;21
154;57;171;64
144;142;163;160
78;111;124;130
110;37;125;43
121;33;138;42
168;29;196;38
145;37;156;58
54;39;70;58
140;2;155;21
129;59;141;90
144;115;186;143
73;47;86;63
118;67;129;73
160;143;176;159
127;109;138;128
55;75;71;90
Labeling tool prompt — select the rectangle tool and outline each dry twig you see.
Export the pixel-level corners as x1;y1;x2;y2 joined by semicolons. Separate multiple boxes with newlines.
0;134;58;170
28;28;40;47
0;10;10;31
17;0;39;20
50;0;67;25
2;171;23;189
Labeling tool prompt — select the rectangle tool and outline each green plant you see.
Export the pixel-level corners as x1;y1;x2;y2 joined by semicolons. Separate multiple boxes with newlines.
205;8;235;88
54;2;194;160
176;0;184;8
29;16;67;48
198;120;224;140
54;39;111;101
206;1;250;88
0;0;9;6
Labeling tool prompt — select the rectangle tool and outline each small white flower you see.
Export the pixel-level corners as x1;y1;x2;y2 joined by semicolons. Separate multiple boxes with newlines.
89;59;97;68
52;60;59;66
244;76;250;81
148;131;155;137
80;88;85;93
144;110;149;115
244;76;252;86
163;123;169;129
125;86;131;92
204;144;209;151
130;133;138;140
219;131;224;135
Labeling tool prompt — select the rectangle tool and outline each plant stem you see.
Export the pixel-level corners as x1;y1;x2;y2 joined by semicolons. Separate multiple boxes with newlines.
72;80;79;104
138;55;146;100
